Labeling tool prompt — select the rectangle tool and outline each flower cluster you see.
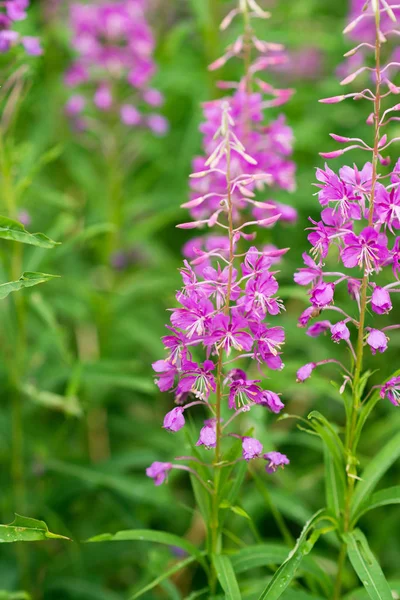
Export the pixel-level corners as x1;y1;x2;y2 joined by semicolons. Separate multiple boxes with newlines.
64;0;167;135
295;1;400;407
340;0;400;81
147;104;289;486
189;0;296;229
0;0;42;55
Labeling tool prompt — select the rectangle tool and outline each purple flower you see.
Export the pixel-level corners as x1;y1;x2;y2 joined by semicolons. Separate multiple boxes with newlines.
297;363;316;383
163;407;185;432
331;321;350;343
306;320;331;338
21;36;42;56
147;114;169;136
316;163;361;220
170;295;214;338
65;94;85;116
146;461;172;486
242;437;263;461
241;273;282;317
294;253;322;286
176;360;216;400
94;84;113;111
298;306;317;327
152;360;177;392
342;227;388;274
375;184;400;232
371;286;392;315
258;390;284;413
120;104;141;126
366;329;389;355
206;314;253;355
380;376;400;407
340;162;372;196
196;420;217;448
309;282;335;308
264;451;290;474
228;378;263;410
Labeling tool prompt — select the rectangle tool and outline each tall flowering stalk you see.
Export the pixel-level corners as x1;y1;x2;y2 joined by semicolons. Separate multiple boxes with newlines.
64;0;168;264
148;102;290;593
146;3;294;592
270;1;400;598
185;0;297;256
0;0;42;55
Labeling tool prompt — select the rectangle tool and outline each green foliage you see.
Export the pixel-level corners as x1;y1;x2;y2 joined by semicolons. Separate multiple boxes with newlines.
0;272;58;299
0;0;398;598
0;514;69;543
344;530;392;600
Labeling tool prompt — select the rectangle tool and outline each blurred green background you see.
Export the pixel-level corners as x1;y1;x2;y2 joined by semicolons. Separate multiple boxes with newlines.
0;0;399;598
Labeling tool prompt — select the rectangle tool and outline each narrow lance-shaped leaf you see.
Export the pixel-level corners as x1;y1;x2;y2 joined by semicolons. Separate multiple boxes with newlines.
355;486;400;522
257;509;336;600
344;529;393;600
0;272;59;300
129;554;200;600
86;529;209;574
350;430;400;521
0;216;59;248
0;514;70;543
212;554;242;600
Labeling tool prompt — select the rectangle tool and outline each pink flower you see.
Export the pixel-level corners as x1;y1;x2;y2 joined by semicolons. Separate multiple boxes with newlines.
177;360;216;401
297;363;316;382
242;437;263;461
342;227;388;273
196;420;217;448
163;407;185;432
258;390;284;413
294;253;323;286
146;461;172;486
371;286;392;315
206;314;253;355
380;376;400;407
309;282;335;308
331;321;350;343
152;360;177;392
366;329;389;355
264;451;290;474
306;320;331;338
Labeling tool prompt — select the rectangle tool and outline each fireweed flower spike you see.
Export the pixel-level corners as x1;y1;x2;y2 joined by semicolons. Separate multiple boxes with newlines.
0;0;42;55
64;1;167;135
186;0;297;257
148;104;289;591
291;2;400;598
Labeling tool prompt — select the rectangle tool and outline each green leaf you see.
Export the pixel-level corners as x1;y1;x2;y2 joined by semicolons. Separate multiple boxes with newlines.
256;510;335;600
350;430;400;521
344;529;392;600
354;369;400;450
231;544;289;574
212;554;242;599
20;383;83;418
0;514;70;543
219;501;251;521
0;272;58;300
324;446;345;519
356;486;400;520
0;216;59;248
87;529;208;574
130;554;200;599
0;593;30;600
308;411;346;518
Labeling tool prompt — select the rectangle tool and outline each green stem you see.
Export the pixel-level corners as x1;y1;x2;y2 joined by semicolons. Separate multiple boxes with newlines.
0;131;29;586
333;9;382;599
209;117;235;595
